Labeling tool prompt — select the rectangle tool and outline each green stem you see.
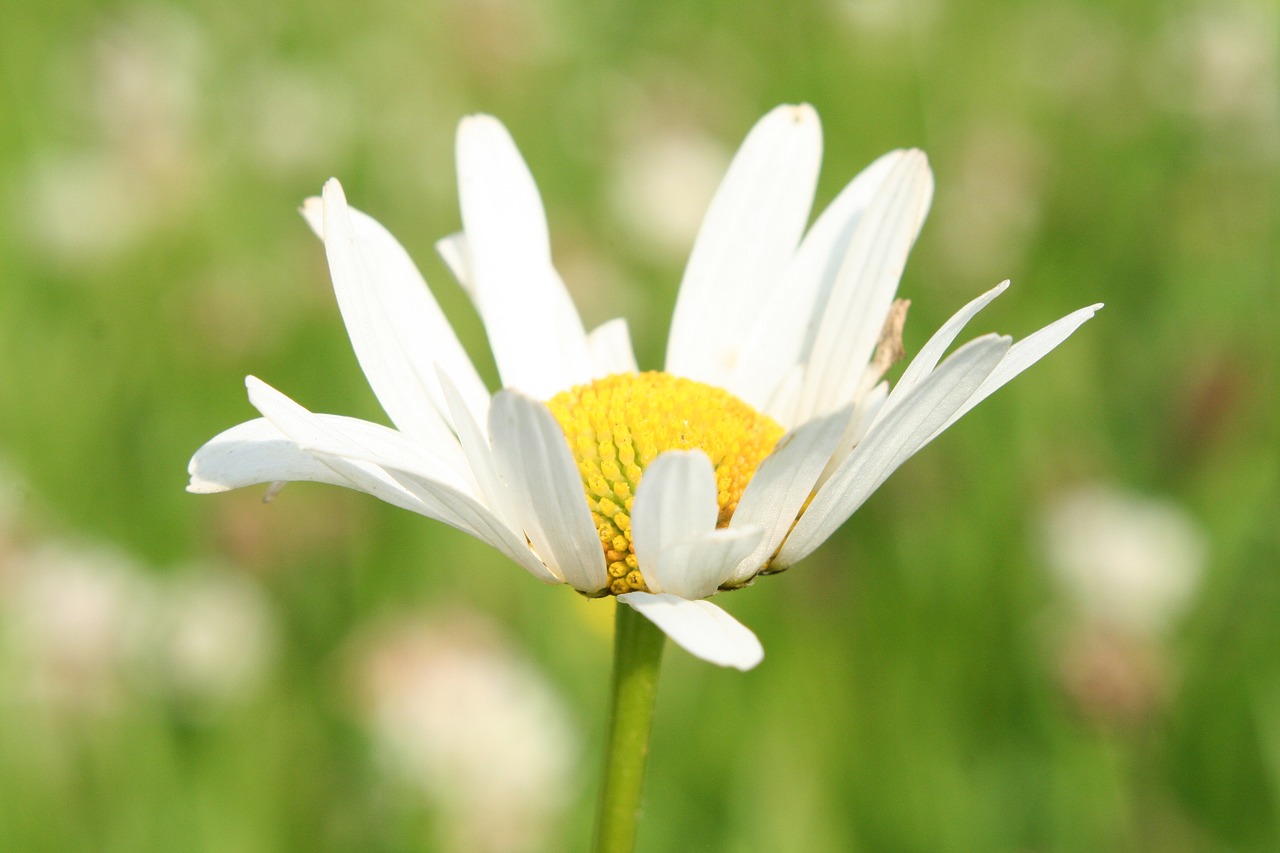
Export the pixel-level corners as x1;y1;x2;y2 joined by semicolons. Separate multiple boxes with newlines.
593;601;666;853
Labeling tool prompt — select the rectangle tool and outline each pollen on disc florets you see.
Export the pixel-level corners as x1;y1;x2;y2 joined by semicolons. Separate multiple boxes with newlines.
546;372;784;596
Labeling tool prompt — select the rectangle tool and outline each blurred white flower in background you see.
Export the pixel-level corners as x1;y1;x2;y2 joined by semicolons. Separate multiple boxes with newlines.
1149;0;1279;158
346;610;577;853
608;122;730;260
0;543;151;712
140;566;277;712
935;124;1046;281
832;0;943;40
22;6;210;267
1041;483;1208;726
238;60;356;176
0;535;277;716
1043;483;1206;638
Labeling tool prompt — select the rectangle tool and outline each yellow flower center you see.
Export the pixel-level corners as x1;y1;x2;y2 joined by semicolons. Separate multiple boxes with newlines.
547;372;784;596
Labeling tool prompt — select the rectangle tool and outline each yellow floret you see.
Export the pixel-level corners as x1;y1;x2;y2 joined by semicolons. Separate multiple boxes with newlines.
546;372;783;595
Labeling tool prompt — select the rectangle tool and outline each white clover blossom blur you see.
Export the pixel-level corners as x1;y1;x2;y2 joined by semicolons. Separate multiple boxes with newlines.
0;542;150;711
346;611;577;853
189;104;1099;670
0;529;276;714
1043;483;1207;637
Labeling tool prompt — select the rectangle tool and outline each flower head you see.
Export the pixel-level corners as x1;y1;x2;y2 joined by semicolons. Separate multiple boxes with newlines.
189;104;1099;670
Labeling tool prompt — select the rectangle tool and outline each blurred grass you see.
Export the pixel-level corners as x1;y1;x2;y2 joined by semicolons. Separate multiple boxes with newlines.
1;0;1278;850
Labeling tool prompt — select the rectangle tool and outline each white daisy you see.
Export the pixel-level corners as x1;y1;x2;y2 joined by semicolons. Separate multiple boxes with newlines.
188;104;1100;671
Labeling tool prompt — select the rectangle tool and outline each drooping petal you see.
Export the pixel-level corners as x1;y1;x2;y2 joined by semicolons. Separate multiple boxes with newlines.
726;149;910;409
488;390;607;593
724;406;852;585
188;417;352;494
618;593;764;671
665;104;822;389
631;451;761;599
777;335;1010;567
309;181;489;441
792;151;934;421
930;303;1103;439
456;115;593;399
245;377;559;584
587;318;639;377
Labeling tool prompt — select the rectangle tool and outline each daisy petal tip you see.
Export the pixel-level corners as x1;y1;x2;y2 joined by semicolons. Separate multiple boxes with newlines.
185;478;224;495
783;102;818;124
299;197;324;237
321;176;345;200
620;593;765;671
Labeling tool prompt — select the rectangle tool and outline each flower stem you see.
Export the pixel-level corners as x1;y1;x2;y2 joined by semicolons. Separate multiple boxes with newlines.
593;601;666;853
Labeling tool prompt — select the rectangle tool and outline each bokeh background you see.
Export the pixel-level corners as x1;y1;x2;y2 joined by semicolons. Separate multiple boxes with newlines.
1;0;1277;850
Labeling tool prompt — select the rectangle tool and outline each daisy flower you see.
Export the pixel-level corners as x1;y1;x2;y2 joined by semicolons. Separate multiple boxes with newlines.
188;104;1099;671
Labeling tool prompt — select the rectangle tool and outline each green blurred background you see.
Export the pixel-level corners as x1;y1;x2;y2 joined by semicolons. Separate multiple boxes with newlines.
1;0;1277;850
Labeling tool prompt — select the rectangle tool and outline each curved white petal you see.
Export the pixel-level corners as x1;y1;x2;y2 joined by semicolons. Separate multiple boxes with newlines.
434;231;474;297
457;115;593;398
188;417;352;493
587;318;639;377
665;104;822;388
619;593;764;670
245;377;558;584
488;391;607;593
725;406;852;584
632;452;718;555
793;151;934;421
310;181;489;441
438;369;523;538
818;381;889;485
631;451;762;599
727;149;910;408
651;527;764;599
888;280;1010;405
777;335;1010;567
930;303;1103;439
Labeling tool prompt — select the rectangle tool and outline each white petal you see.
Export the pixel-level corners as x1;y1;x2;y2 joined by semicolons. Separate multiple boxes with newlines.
488;391;607;593
762;363;806;429
652;527;764;599
314;181;490;440
631;451;762;599
665;104;822;388
188;417;351;493
725;406;852;584
889;280;1010;405
438;369;524;538
793;151;934;421
727;149;910;408
246;377;559;584
931;303;1103;439
246;382;476;495
241;377;467;520
456;115;593;398
777;335;1009;567
434;231;475;297
619;593;764;670
587;318;639;377
818;381;889;486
